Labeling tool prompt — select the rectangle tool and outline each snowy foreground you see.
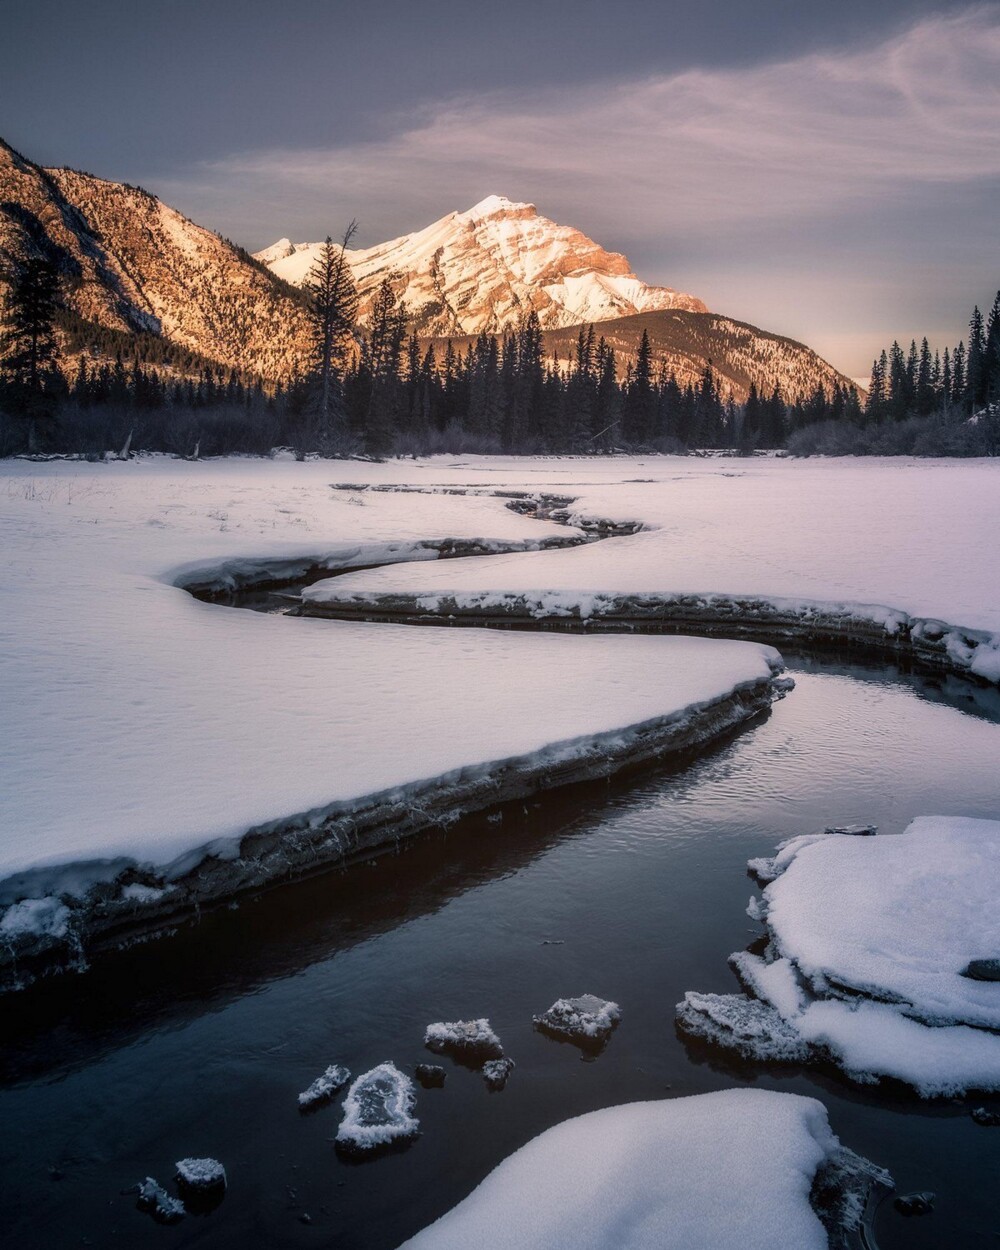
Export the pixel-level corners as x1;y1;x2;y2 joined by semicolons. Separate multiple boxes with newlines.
678;816;1000;1096
305;457;1000;683
399;1090;891;1250
0;457;789;983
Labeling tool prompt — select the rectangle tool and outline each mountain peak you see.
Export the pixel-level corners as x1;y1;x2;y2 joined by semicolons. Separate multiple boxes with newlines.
459;194;535;222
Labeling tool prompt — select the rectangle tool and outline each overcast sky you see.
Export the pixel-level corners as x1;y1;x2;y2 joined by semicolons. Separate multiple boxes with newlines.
3;0;999;374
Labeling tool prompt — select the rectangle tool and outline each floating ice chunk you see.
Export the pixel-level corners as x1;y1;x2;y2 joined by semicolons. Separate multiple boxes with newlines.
135;1177;185;1224
175;1157;226;1194
533;995;621;1047
676;992;811;1063
424;1019;503;1061
823;824;877;837
414;1064;446;1088
397;1089;892;1250
971;1107;1000;1126
482;1058;515;1090
687;816;1000;1096
335;1063;419;1154
298;1063;351;1109
765;816;1000;1030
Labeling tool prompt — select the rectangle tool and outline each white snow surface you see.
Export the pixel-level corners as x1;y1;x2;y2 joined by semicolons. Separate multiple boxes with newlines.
398;1089;863;1250
306;456;1000;682
683;816;1000;1096
766;816;1000;1031
1;457;785;909
424;1019;504;1056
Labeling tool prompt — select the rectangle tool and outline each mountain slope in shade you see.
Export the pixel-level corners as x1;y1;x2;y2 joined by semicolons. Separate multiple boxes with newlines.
438;309;857;405
0;138;310;380
256;195;707;336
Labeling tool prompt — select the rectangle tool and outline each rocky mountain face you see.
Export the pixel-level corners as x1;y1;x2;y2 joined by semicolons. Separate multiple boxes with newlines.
0;138;309;380
538;310;856;403
256;195;707;336
1;135;855;403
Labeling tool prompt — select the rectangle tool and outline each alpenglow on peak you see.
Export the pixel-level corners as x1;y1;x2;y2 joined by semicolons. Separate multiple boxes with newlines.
254;198;707;335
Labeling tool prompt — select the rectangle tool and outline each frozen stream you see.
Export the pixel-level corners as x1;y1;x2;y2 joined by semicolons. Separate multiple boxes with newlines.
2;641;999;1248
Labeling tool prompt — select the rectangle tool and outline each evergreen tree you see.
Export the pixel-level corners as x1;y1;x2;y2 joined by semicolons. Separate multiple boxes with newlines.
0;253;62;451
622;330;655;446
985;291;1000;407
303;224;359;446
966;306;987;410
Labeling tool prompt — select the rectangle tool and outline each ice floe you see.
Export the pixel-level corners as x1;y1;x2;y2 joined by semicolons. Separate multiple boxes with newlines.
335;1063;419;1154
679;816;1000;1095
425;1019;504;1062
533;995;621;1048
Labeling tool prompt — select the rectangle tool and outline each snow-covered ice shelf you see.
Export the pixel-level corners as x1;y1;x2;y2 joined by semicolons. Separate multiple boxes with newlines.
302;457;1000;685
678;816;1000;1096
0;457;787;989
397;1089;891;1250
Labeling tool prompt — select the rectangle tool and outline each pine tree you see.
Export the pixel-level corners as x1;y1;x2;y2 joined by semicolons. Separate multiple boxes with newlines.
303;223;359;446
0;253;62;451
622;330;655;446
985;291;1000;407
966;307;987;410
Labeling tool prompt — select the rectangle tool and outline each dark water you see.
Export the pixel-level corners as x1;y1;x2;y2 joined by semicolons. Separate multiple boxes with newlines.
2;653;1000;1249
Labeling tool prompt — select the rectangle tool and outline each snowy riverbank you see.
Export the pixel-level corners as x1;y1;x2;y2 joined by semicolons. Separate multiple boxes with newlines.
0;457;786;988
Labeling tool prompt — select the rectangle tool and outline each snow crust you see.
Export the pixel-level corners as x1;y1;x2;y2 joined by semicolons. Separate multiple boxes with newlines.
398;1089;888;1250
0;458;783;945
680;816;1000;1096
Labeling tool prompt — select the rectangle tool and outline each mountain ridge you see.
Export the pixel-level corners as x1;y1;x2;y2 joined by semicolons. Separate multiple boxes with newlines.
255;194;708;336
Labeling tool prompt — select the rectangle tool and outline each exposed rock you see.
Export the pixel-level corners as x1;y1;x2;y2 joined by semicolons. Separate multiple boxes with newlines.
962;958;1000;982
482;1058;515;1090
894;1191;935;1216
414;1064;446;1088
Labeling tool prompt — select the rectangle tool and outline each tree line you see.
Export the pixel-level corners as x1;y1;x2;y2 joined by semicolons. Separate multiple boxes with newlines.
1;236;998;458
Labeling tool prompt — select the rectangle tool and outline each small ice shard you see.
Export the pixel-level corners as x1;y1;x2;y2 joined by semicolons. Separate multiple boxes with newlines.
961;958;1000;982
424;1019;504;1062
414;1064;446;1088
135;1177;185;1224
894;1191;935;1216
335;1062;419;1155
482;1057;515;1090
533;994;621;1048
676;992;811;1063
298;1063;351;1109
971;1107;1000;1126
174;1157;227;1195
809;1144;894;1245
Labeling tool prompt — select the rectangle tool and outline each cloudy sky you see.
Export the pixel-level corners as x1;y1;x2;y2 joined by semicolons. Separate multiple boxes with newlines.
3;0;999;374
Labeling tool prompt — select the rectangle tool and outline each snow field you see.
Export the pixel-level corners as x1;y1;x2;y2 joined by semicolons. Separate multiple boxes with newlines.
0;456;783;959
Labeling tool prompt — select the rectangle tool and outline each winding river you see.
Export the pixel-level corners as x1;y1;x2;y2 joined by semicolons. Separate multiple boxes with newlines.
2;520;1000;1249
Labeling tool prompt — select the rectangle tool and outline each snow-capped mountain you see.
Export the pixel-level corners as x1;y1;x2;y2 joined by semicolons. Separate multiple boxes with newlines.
255;195;707;336
0;137;310;380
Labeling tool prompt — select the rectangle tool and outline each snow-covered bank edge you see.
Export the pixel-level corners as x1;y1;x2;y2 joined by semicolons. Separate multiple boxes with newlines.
299;587;1000;685
0;664;788;994
398;1090;893;1250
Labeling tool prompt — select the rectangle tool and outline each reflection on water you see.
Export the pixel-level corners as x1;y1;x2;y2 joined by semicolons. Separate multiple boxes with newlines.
2;654;999;1249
